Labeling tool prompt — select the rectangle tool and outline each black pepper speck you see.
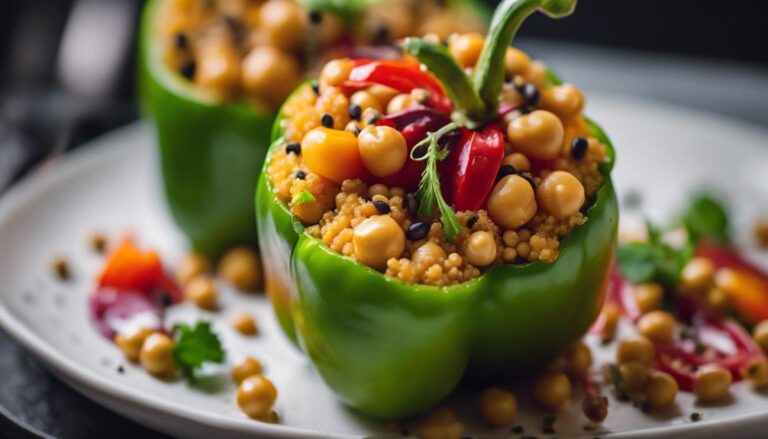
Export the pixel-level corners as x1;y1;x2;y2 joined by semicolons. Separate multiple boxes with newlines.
349;104;362;120
571;136;588;160
406;222;429;241
321;113;334;128
285;142;301;155
373;200;391;214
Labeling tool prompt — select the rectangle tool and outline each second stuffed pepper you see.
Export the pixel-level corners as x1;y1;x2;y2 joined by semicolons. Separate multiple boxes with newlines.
256;0;618;419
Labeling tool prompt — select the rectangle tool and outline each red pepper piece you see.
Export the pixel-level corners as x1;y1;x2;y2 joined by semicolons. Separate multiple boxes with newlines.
347;60;452;114
98;238;181;302
373;107;452;191
440;124;505;211
695;240;768;324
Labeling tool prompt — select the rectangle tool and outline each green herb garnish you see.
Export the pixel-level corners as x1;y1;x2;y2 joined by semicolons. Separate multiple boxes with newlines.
291;190;316;205
617;219;693;291
172;321;225;381
679;193;730;244
411;123;462;241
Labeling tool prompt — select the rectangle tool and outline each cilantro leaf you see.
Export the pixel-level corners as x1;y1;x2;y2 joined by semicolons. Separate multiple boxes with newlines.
617;229;693;291
291;190;316;205
172;321;225;381
413;123;462;241
679;193;730;244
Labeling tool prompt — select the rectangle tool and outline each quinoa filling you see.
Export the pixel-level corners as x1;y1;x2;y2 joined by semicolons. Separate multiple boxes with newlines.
158;0;484;108
267;40;608;286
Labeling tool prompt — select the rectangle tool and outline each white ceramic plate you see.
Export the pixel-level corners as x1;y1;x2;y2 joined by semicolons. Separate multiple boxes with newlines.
0;94;767;439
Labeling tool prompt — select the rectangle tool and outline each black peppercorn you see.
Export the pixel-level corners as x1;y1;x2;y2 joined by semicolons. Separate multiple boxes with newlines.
373;200;391;214
295;170;306;180
496;165;517;181
466;215;479;228
406;222;429;241
308;10;323;24
285;142;301;155
348;104;362;120
517;82;540;107
180;60;196;80
321;113;334;128
311;81;320;95
571;136;588;160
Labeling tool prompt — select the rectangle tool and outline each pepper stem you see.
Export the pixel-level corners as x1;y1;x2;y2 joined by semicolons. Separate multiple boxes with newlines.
473;0;576;114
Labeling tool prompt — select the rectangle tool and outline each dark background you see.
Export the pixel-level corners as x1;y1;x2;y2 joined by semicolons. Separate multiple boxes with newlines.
0;0;766;437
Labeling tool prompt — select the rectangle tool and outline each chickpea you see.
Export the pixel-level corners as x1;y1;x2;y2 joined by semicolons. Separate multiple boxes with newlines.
637;310;676;344
742;357;768;388
114;327;153;362
139;333;176;377
525;60;548;89
501;152;531;172
617;337;655;366
367;85;398;108
357;125;407;177
536;171;585;219
480;387;518;427
353;216;405;270
505;47;531;77
219;247;262;291
231;356;264;384
195;45;240;95
185;275;218;310
176;252;209;286
231;311;258;335
619;361;649;391
386;93;414;115
487;175;537;229
633;283;663;314
448;33;485;68
601;304;620;341
413;242;447;266
419;407;464;439
237;375;277;419
258;0;306;51
693;364;732;403
752;320;768;353
464;231;497;267
506;110;564;160
644;371;678;409
320;59;354;88
350;91;383;114
706;287;730;313
532;372;572;411
680;257;716;293
242;46;300;107
540;84;585;121
565;342;592;379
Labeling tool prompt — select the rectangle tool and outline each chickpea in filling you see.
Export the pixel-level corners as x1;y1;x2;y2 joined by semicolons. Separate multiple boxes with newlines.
267;38;608;286
159;0;483;108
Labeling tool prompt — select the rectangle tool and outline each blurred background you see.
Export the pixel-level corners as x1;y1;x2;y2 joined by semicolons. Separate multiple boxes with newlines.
0;0;766;437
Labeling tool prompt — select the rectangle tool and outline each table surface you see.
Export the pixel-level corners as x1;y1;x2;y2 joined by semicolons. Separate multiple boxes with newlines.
0;40;766;438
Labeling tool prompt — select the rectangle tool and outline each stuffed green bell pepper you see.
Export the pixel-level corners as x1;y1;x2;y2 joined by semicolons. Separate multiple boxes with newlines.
256;0;617;419
138;0;487;257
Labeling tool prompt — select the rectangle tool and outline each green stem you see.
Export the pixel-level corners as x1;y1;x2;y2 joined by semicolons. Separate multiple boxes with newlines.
403;39;487;125
473;0;576;114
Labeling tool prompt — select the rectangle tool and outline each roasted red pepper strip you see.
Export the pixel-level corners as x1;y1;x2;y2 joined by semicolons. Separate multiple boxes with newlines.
440;124;505;211
347;60;452;114
98;238;181;302
695;240;768;324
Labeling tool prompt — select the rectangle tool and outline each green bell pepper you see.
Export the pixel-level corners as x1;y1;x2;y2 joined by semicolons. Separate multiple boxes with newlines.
139;0;489;258
138;0;274;257
256;0;618;419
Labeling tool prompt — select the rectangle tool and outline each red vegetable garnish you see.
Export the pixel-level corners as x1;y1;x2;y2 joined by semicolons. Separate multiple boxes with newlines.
98;237;181;302
347;60;452;114
374;107;452;191
89;288;162;339
695;240;768;324
90;237;180;339
440;124;505;211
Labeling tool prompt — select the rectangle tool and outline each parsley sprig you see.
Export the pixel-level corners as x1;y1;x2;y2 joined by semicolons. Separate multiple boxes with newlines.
411;123;462;241
172;321;225;381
